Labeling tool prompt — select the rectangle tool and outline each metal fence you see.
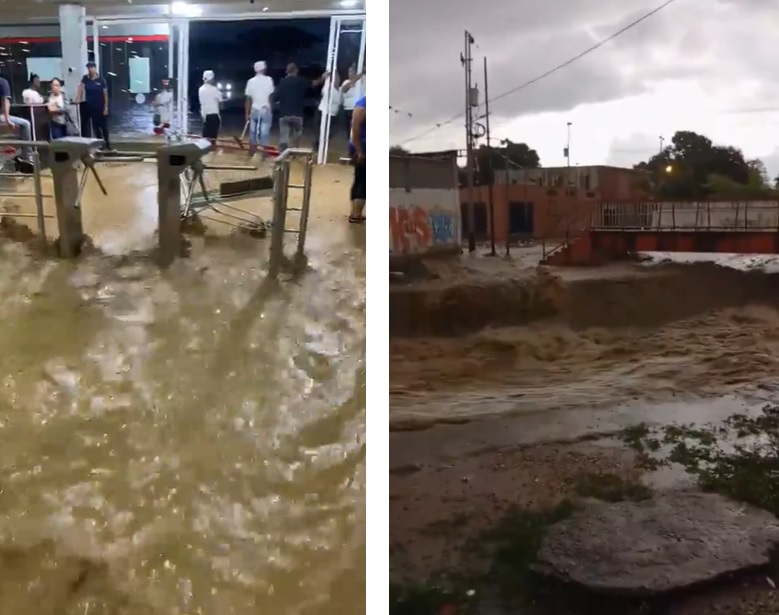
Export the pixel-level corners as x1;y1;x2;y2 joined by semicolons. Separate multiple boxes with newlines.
0;140;55;245
591;201;779;231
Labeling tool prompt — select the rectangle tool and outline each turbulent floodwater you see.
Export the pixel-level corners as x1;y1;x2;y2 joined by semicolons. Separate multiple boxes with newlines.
390;261;779;429
0;163;365;613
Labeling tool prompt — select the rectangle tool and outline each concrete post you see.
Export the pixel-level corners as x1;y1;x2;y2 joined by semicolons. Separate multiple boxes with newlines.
58;4;88;96
50;149;85;258
157;154;186;268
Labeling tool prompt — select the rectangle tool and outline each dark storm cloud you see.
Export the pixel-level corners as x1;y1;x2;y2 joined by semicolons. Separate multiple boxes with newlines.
390;0;656;130
390;0;779;141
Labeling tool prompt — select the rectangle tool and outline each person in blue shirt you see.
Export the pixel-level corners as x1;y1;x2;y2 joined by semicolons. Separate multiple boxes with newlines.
348;95;365;223
75;62;111;150
0;75;34;174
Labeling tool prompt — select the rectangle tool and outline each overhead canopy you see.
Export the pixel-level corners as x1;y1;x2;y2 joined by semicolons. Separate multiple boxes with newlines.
0;0;364;22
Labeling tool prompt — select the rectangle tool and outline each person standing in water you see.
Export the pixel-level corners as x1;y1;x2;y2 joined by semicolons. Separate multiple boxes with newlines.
244;61;274;158
75;61;111;150
47;78;69;140
152;78;174;136
348;95;365;223
272;63;329;152
198;70;223;147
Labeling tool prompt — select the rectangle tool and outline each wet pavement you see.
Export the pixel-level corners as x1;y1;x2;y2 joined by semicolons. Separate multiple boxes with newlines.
0;158;365;613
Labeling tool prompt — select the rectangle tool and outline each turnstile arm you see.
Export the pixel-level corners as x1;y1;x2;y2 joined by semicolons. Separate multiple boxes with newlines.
86;159;108;196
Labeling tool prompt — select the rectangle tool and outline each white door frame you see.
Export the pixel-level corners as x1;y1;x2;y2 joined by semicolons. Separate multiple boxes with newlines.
176;20;189;137
317;15;365;165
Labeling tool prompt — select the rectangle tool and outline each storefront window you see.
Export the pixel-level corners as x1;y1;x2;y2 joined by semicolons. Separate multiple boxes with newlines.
0;33;63;100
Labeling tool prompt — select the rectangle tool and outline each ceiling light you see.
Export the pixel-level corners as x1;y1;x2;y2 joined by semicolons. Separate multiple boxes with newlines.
339;0;358;6
170;2;203;17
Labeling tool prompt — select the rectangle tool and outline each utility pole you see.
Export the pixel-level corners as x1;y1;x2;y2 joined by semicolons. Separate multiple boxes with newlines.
462;30;476;253
565;121;572;167
483;56;496;257
659;135;665;153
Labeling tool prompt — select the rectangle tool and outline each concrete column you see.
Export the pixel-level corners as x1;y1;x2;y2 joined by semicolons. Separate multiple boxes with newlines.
58;4;88;96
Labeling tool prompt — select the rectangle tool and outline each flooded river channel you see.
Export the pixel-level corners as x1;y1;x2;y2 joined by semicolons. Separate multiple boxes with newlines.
0;162;366;614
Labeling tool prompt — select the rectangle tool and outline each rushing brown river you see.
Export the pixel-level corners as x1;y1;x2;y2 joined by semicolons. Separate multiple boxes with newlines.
0;160;365;613
390;260;779;430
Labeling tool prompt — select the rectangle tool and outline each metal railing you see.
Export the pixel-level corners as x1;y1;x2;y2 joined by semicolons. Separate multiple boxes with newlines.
541;205;595;262
0;139;58;246
0;140;316;275
591;201;779;232
268;148;315;280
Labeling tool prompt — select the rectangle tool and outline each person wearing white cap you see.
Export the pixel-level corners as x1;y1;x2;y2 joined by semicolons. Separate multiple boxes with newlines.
244;60;275;158
198;69;223;146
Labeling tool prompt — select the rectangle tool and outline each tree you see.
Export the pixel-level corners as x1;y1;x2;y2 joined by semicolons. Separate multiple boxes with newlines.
473;139;541;185
634;130;768;199
390;145;410;156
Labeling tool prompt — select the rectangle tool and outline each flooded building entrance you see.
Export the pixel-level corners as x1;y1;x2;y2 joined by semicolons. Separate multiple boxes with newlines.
0;2;365;164
0;1;365;613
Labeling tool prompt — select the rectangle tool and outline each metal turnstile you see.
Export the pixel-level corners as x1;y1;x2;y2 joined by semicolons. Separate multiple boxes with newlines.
49;137;106;257
156;138;213;267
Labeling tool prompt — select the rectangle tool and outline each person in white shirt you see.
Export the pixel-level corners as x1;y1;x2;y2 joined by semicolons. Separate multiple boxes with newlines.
22;74;44;105
341;65;365;143
152;78;174;136
314;71;341;152
244;61;275;158
198;70;223;146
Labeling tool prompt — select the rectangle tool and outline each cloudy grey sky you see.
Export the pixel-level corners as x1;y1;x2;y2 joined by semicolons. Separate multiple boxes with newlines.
389;0;779;177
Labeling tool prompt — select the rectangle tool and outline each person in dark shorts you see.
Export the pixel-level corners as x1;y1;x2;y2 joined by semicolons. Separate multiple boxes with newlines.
75;61;111;150
272;63;329;152
348;95;366;223
198;70;223;146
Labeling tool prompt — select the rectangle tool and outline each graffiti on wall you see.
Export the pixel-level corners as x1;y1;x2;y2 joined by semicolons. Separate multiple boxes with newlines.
389;205;457;255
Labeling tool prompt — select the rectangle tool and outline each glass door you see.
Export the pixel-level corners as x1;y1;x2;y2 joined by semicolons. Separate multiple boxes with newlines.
90;19;184;140
317;15;365;164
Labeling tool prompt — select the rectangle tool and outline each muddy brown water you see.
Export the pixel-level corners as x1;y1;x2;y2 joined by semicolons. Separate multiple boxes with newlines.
0;161;365;613
390;263;779;430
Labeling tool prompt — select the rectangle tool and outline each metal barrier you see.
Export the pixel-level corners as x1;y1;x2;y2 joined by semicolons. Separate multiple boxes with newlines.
0;138;104;251
591;201;779;231
0;147;51;245
268;148;315;280
157;141;314;277
0;137;314;276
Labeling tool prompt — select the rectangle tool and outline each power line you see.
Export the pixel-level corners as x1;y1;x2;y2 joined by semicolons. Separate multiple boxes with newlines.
389;105;414;118
397;0;680;146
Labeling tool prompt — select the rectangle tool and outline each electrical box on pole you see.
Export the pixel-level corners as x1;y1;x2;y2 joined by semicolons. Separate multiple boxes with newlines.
469;86;479;108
